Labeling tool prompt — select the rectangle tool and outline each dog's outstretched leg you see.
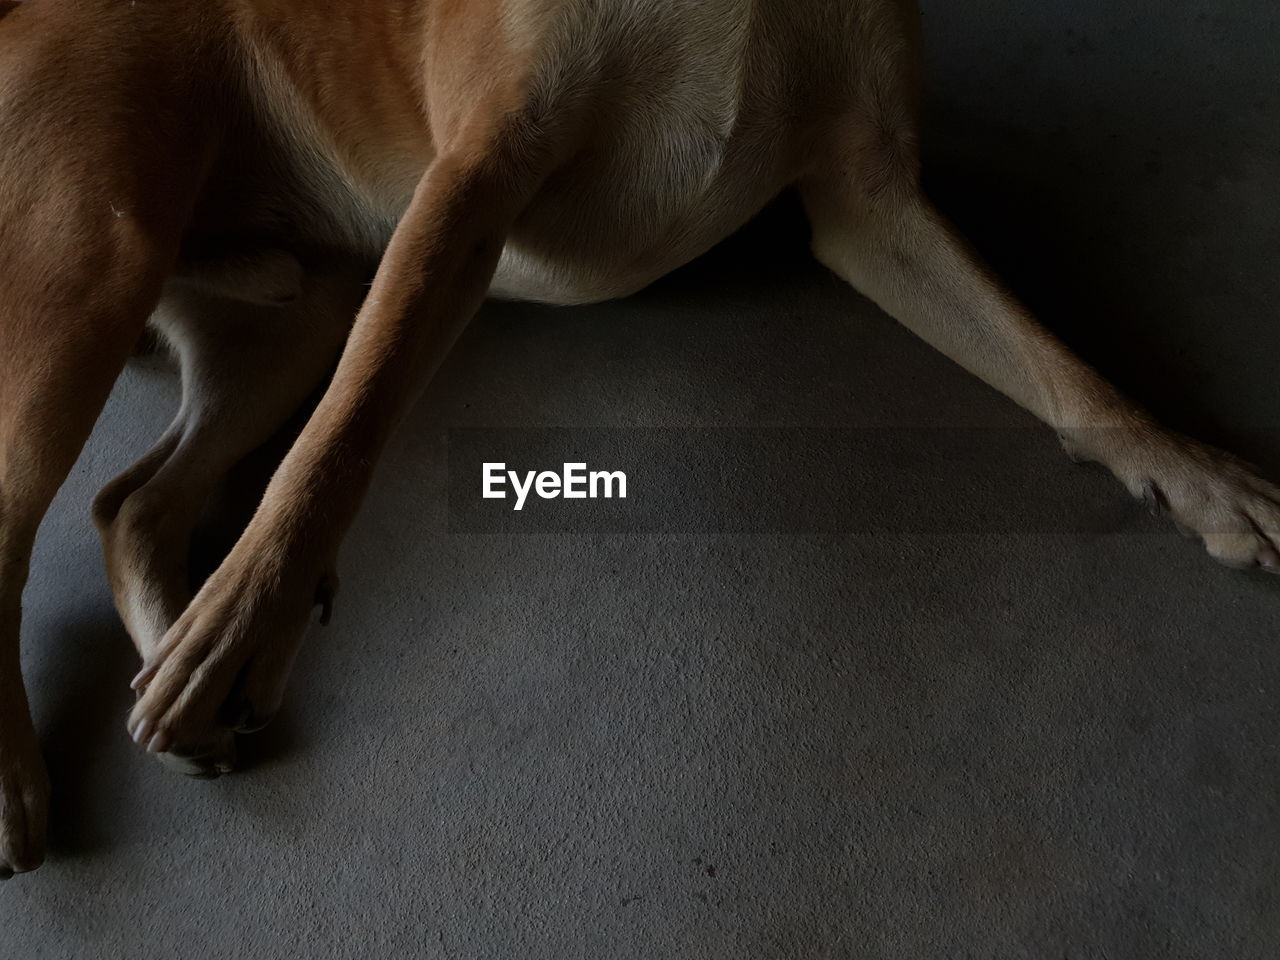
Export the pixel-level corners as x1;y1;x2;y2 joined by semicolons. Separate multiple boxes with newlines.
801;122;1280;568
0;0;217;873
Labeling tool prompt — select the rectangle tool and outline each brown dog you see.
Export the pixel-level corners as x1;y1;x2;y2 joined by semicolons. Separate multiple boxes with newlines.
1;0;1277;878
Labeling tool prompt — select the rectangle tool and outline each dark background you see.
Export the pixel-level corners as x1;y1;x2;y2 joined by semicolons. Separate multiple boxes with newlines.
4;2;1279;957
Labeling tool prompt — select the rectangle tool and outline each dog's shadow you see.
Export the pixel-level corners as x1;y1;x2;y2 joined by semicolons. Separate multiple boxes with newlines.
38;609;137;859
40;615;301;863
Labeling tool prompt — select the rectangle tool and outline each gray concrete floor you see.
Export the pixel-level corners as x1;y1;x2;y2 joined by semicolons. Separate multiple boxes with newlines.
4;2;1280;957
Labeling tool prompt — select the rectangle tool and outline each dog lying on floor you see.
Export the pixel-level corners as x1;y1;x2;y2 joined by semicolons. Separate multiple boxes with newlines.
1;0;1277;878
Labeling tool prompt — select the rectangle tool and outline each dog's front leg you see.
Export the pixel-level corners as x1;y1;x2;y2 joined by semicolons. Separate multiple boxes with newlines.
126;151;531;755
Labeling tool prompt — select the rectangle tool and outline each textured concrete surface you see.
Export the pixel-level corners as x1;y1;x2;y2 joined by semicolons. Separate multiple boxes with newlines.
4;2;1280;957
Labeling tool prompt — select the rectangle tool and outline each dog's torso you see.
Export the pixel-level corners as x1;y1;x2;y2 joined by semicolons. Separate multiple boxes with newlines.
201;0;903;305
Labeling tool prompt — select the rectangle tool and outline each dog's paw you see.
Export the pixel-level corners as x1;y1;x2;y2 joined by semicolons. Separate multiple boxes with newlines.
150;725;237;780
1109;431;1280;572
0;732;50;879
126;552;324;758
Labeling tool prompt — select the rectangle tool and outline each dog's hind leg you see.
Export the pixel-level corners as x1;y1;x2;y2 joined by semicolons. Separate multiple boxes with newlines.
92;262;366;775
800;116;1280;569
0;0;220;874
89;248;312;553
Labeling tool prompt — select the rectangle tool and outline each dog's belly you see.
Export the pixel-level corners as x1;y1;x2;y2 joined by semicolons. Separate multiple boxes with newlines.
489;1;809;304
215;124;793;308
491;144;794;306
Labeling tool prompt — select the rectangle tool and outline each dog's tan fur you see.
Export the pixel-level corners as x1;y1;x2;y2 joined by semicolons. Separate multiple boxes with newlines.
1;0;1277;877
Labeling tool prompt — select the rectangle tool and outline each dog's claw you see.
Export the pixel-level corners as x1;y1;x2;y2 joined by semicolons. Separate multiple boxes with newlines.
131;715;154;746
147;729;173;754
131;664;158;690
315;570;339;626
1141;481;1170;516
